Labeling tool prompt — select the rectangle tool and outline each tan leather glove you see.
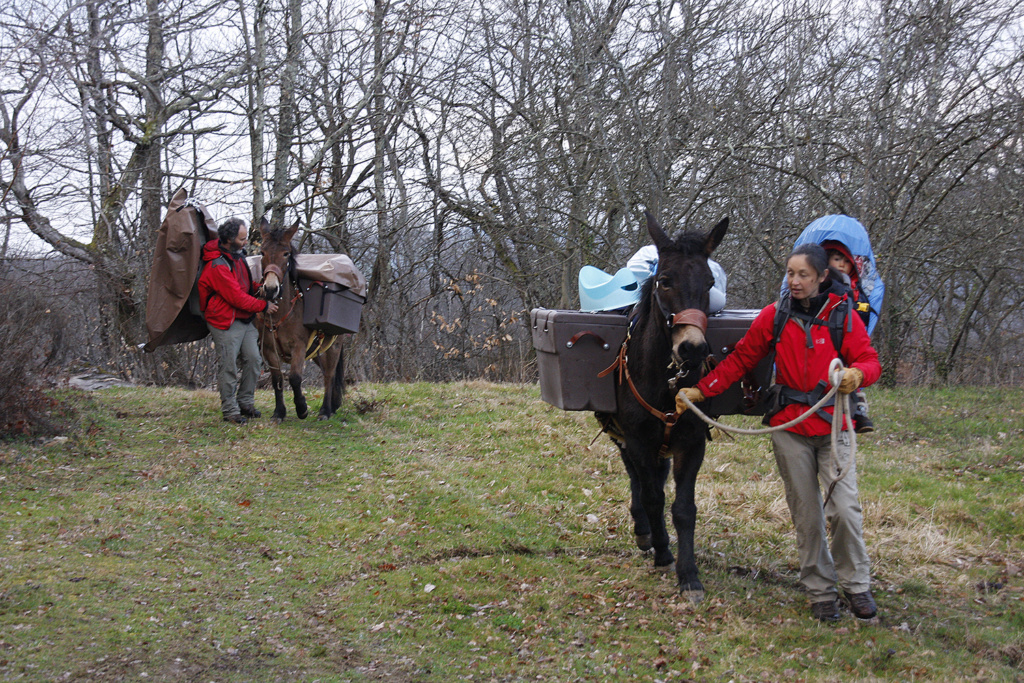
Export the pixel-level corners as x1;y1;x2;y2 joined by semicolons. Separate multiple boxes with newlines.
837;367;864;395
675;387;705;414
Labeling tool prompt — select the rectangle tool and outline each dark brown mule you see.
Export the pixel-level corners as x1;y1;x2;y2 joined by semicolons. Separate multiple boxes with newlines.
255;218;345;422
597;211;728;601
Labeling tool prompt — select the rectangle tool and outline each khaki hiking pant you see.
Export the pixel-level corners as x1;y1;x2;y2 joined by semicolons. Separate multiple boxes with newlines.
208;320;262;418
771;429;871;603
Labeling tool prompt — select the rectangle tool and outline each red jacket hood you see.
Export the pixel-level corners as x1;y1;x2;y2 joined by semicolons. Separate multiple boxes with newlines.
203;239;227;262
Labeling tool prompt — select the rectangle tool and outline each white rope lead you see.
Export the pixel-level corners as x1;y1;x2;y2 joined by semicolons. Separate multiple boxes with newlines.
677;358;857;508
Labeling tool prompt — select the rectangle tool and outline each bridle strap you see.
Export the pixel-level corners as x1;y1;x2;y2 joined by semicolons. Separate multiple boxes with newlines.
261;288;302;334
258;283;303;372
261;263;284;285
257;263;287;306
599;292;709;458
669;308;708;332
654;285;708;333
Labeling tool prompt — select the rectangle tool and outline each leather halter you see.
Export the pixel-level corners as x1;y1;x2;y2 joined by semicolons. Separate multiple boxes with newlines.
257;260;301;370
260;263;285;301
654;282;708;333
668;308;708;332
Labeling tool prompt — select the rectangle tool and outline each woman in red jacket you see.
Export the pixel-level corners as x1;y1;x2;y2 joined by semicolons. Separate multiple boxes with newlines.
677;243;881;622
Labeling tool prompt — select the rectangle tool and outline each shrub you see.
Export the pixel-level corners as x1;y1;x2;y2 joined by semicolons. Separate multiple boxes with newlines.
0;274;70;437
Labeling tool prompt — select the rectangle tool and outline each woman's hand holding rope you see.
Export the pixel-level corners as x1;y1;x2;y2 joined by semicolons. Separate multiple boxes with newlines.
675;387;704;412
673;358;851;435
837;367;863;395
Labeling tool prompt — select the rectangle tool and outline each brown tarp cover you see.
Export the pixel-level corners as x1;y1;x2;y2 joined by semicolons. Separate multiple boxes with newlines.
142;188;216;352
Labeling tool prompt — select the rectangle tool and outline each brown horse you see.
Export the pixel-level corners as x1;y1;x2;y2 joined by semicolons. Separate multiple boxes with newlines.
255;218;345;422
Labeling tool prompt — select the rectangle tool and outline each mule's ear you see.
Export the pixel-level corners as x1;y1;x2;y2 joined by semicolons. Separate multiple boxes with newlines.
703;217;729;256
259;216;271;237
645;210;673;251
284;220;300;243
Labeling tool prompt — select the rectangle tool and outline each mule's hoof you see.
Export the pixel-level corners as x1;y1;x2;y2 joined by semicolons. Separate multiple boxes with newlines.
635;534;653;552
317;414;330;421
654;549;675;568
297;411;309;420
680;589;705;604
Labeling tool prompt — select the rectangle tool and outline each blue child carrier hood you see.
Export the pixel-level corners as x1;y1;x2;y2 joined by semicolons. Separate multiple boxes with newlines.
793;215;885;335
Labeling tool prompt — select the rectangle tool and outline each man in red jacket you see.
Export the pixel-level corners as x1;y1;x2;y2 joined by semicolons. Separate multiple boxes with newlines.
678;243;882;622
198;218;278;424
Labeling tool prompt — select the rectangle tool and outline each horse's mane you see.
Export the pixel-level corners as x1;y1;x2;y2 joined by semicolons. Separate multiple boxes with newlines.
633;231;708;323
665;232;706;257
636;276;656;320
264;227;298;249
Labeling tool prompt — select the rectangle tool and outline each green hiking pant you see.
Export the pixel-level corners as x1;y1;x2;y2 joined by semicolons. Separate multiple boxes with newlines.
208;320;262;417
771;429;872;602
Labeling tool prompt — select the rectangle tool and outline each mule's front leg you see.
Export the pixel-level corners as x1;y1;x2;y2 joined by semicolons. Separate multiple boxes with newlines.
616;448;653;550
643;470;675;569
289;371;309;419
628;450;673;569
270;368;287;422
671;440;707;602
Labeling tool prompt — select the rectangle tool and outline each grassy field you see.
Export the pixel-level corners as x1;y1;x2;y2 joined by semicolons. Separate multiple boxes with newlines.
1;382;1022;682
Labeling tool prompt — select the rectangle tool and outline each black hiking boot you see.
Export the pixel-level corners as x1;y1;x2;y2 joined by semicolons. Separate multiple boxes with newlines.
223;414;248;425
844;590;878;619
811;599;841;622
240;406;262;419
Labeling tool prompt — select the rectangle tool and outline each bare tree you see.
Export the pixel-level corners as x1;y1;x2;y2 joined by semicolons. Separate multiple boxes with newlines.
2;0;1022;386
1;0;249;378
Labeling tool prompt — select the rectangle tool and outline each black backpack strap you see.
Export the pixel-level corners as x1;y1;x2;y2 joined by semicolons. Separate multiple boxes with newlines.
770;297;791;354
778;380;837;423
764;295;851;426
829;297;850;361
782;298;850;361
